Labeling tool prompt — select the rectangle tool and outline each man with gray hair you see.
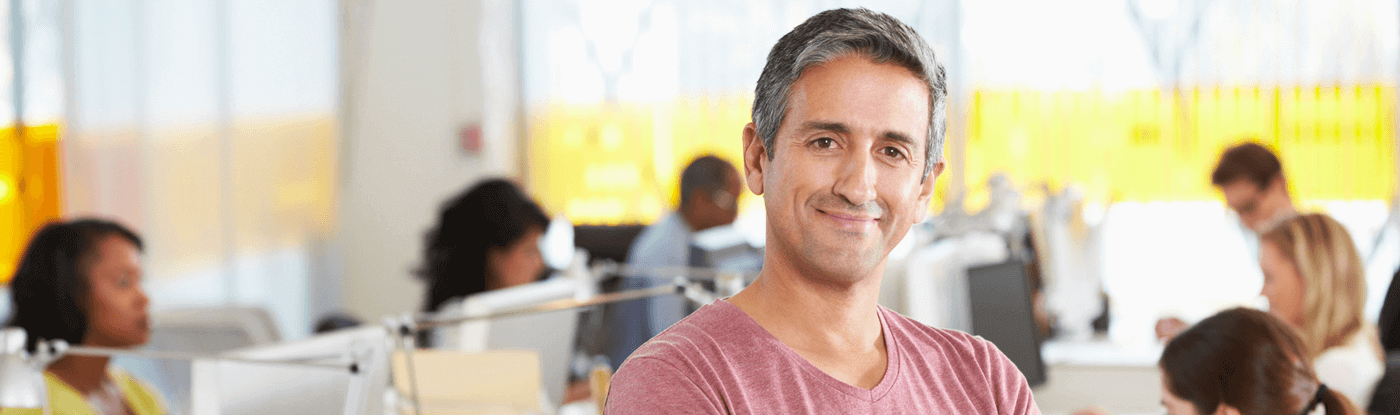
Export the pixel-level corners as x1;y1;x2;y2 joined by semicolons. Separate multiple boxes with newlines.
606;8;1038;414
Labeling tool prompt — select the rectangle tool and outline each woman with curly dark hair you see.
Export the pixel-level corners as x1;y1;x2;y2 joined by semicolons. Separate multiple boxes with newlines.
418;178;551;314
3;218;166;415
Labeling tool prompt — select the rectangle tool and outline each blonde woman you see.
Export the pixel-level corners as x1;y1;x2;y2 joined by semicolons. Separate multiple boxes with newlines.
1259;213;1383;408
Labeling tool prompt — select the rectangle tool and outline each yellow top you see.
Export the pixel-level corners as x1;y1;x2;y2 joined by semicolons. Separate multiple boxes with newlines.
0;368;167;415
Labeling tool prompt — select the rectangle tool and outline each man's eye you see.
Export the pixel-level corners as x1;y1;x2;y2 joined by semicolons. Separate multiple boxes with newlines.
813;138;835;149
882;147;905;159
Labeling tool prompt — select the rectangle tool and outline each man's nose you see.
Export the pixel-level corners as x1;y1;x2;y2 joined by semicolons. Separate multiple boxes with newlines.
833;150;877;207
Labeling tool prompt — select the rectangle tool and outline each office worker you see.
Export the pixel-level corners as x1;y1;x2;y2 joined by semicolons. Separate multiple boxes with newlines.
1259;213;1382;408
1160;308;1360;415
606;8;1038;414
1212;142;1298;234
3;219;166;415
418;178;550;315
1157;142;1299;340
604;155;742;367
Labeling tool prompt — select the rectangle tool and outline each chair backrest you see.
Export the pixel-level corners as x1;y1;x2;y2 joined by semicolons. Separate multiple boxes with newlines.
152;306;282;348
1369;351;1400;415
573;225;646;265
1378;268;1400;352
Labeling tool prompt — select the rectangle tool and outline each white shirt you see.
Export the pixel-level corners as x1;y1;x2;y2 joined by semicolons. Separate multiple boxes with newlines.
1315;324;1384;409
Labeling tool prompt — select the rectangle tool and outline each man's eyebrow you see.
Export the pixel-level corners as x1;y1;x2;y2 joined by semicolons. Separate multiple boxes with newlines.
801;121;849;135
881;130;918;147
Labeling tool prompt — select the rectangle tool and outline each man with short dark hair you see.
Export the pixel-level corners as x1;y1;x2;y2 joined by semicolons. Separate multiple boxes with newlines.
1156;142;1300;340
605;155;742;367
605;8;1038;413
1210;142;1297;233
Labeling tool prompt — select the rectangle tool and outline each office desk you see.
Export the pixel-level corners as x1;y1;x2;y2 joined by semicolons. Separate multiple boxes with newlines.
1034;340;1163;415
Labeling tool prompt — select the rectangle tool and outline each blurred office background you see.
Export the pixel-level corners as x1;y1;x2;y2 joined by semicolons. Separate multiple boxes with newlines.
0;0;1396;413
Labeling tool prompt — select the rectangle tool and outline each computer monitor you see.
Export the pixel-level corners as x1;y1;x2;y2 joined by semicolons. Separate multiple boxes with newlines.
191;325;392;415
688;224;762;275
966;260;1047;386
432;276;580;408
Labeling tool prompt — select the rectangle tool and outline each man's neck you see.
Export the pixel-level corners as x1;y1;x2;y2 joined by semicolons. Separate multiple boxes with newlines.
728;252;889;389
1255;199;1298;233
728;252;885;359
47;354;112;395
679;208;708;233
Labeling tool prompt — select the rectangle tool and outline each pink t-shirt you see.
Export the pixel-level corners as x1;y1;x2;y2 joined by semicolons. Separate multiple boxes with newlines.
605;300;1040;414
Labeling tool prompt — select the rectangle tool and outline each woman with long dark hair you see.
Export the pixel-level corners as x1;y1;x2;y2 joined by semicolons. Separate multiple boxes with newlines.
417;178;551;314
1159;307;1359;415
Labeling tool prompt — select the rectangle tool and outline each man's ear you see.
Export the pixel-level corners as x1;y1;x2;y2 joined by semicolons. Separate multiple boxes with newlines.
741;122;767;196
1269;174;1288;194
912;158;945;223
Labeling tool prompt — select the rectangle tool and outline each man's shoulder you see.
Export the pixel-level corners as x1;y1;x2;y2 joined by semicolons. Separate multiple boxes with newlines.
881;307;1037;409
881;307;988;346
624;300;753;363
627;213;688;265
879;307;1009;368
606;301;755;414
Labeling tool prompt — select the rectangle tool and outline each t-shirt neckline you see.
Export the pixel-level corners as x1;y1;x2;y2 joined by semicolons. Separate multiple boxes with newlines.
713;299;902;402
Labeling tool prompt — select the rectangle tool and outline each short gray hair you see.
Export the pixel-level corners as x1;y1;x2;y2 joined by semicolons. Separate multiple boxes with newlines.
751;8;947;179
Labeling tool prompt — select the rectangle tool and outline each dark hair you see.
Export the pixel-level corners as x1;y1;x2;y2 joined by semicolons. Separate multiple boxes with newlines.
313;312;363;334
1211;142;1283;190
752;8;946;179
678;155;737;211
417;179;550;313
1160;307;1358;415
5;218;143;352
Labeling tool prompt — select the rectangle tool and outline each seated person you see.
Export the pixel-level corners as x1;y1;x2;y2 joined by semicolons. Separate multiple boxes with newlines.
1157;142;1298;340
417;178;550;317
604;155;742;367
1159;308;1359;415
1258;213;1384;407
606;8;1037;413
3;218;166;415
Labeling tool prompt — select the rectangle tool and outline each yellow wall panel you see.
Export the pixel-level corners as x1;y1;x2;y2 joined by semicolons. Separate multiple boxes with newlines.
527;85;1397;225
965;85;1397;205
2;124;64;284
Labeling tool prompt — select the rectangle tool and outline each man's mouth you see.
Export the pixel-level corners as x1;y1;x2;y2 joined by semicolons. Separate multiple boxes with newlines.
818;209;880;230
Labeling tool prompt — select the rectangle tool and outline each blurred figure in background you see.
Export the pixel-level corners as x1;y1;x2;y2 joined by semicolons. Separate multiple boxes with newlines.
1212;142;1298;234
604;155;742;367
1075;308;1359;415
1160;308;1359;415
3;218;166;415
417;178;551;315
1158;141;1299;340
1258;213;1382;407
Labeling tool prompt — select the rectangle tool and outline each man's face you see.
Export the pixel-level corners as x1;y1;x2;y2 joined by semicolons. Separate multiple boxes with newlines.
742;55;942;284
1221;177;1272;231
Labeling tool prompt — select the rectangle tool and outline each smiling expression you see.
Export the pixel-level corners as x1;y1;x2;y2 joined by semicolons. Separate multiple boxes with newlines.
743;54;942;284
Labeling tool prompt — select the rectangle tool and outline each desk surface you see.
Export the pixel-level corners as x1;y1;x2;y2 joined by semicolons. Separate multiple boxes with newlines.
1040;339;1163;367
1034;339;1164;415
